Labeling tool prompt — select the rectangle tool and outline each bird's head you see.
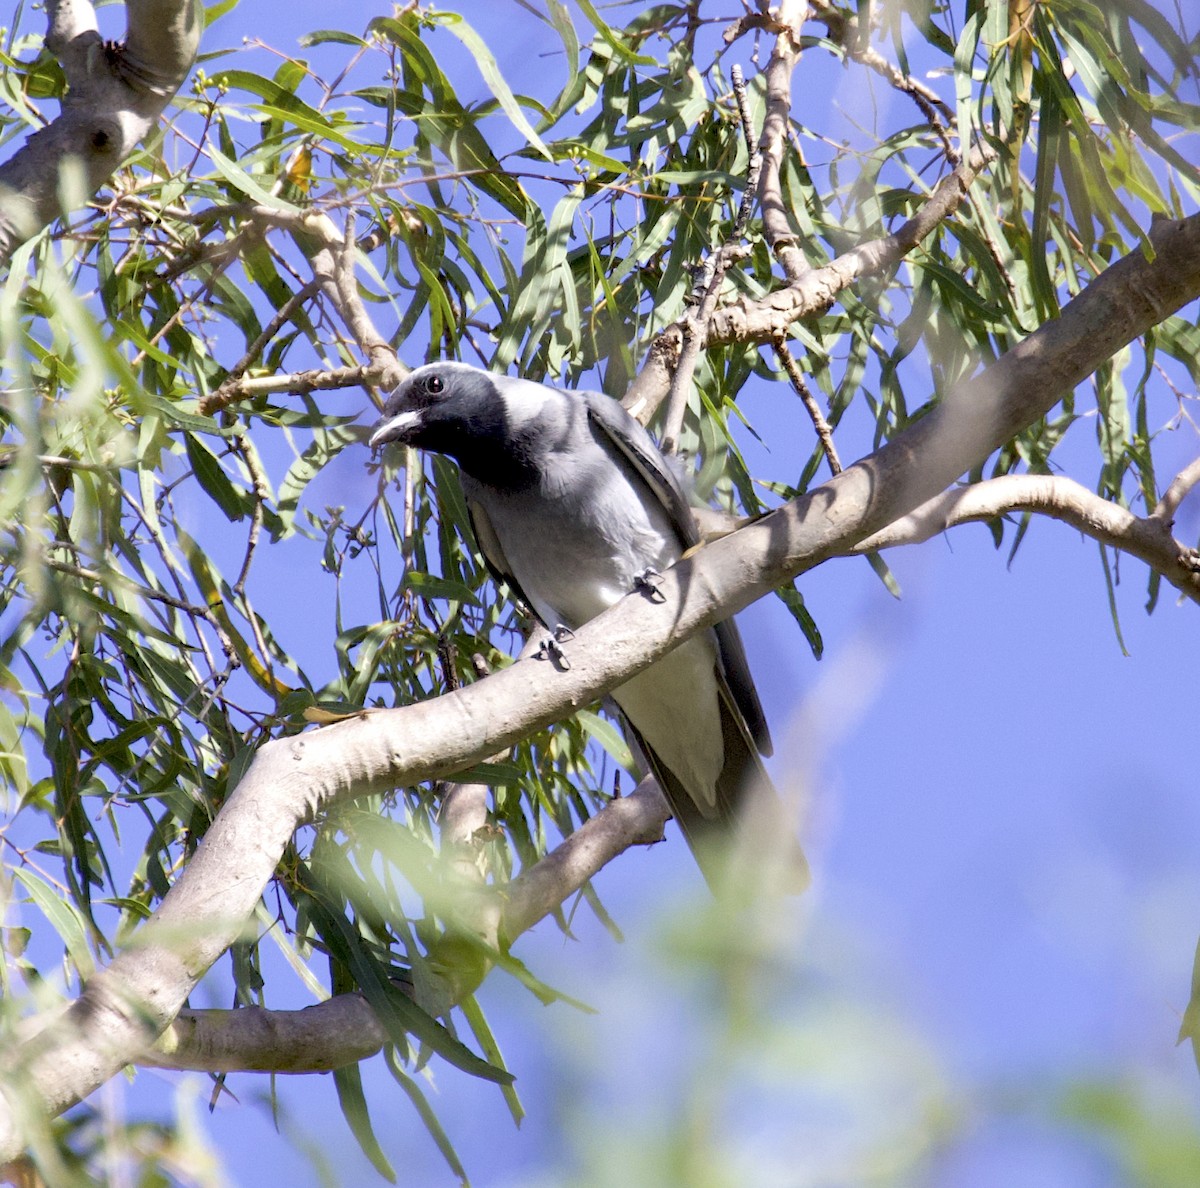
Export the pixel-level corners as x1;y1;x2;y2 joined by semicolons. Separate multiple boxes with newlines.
369;363;565;488
369;362;507;457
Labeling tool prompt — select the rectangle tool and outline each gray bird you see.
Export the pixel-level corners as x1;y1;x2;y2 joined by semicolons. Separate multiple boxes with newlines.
370;362;805;890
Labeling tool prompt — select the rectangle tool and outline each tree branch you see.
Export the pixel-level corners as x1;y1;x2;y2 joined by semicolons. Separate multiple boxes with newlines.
143;997;386;1074
773;337;842;474
855;472;1200;601
294;210;405;388
138;776;669;1075
1153;456;1200;525
623;142;994;420
715;143;996;344
3;210;1200;1159
757;0;810;284
201;364;386;409
626;0;990;424
200;280;320;415
0;0;202;265
190;205;407;414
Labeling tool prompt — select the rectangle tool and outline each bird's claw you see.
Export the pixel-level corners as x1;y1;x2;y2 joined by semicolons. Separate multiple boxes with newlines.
535;624;574;669
633;567;666;603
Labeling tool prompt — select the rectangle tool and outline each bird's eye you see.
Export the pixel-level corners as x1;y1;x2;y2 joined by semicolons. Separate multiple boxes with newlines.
424;374;444;396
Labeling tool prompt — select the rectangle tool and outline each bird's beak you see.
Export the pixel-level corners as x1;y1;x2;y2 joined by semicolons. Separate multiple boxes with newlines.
368;408;422;450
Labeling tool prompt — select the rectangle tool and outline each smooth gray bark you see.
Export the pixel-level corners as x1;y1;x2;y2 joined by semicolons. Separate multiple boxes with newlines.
0;0;201;265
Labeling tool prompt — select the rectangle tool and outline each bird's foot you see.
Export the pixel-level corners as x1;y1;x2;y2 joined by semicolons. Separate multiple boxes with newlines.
633;567;667;603
535;624;575;670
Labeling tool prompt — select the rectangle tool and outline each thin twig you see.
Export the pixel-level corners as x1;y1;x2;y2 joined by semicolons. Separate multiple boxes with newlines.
773;337;842;473
728;63;762;240
808;0;958;163
231;432;268;599
41;556;219;622
660;63;762;451
202;280;320;415
207;363;385;405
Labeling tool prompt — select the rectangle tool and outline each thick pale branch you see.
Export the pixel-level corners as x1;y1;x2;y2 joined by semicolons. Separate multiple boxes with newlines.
501;775;668;939
140;777;669;1075
1154;456;1200;524
3;211;1200;1158
757;0;810;284
122;0;204;91
0;0;202;265
144;997;386;1074
46;1;100;73
856;473;1200;602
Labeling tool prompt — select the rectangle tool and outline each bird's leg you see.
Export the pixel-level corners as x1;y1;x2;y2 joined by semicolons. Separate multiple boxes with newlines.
535;623;575;670
633;567;666;603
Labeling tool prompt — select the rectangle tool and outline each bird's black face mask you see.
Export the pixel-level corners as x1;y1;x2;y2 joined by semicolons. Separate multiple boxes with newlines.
369;366;536;488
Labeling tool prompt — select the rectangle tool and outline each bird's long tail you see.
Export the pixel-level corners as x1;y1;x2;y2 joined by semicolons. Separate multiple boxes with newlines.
624;690;809;896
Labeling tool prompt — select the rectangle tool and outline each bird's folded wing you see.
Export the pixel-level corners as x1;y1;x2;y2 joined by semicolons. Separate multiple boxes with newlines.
584;390;771;756
465;496;536;614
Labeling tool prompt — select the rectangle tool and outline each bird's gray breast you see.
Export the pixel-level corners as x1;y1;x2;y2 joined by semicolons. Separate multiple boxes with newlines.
464;437;680;630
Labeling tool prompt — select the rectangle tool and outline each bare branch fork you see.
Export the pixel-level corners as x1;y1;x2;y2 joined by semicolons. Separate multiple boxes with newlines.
0;0;203;266
4;206;1200;1159
142;776;670;1074
193;206;409;416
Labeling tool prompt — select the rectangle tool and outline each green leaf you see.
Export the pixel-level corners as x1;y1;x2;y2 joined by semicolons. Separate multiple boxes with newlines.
576;708;632;771
12;868;95;979
1098;543;1130;656
459;993;524;1128
436;13;552;161
207;145;300;211
276;421;362;539
1178;933;1200;1072
298;870;514;1086
776;584;823;661
384;1048;472;1184
183;433;248;523
333;1064;397;1183
865;552;902;600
